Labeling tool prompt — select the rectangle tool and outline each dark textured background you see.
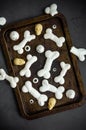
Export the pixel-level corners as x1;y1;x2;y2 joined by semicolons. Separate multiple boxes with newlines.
0;0;86;130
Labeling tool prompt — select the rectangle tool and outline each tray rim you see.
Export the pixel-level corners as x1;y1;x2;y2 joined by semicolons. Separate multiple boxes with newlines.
0;13;86;120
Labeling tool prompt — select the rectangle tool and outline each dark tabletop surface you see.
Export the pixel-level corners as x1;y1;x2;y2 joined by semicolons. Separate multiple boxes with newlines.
0;0;86;130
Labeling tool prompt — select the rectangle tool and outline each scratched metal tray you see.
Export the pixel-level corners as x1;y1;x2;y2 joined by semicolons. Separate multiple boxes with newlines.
0;13;86;120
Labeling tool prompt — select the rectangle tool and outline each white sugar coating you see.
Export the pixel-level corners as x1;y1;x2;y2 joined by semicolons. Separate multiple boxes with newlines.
58;86;65;93
37;50;60;79
45;7;50;14
51;3;57;9
22;85;28;93
44;28;65;47
20;54;37;77
39;79;65;100
45;3;58;16
0;68;19;88
0;17;6;25
55;91;63;99
0;69;6;80
36;45;45;53
22;81;48;106
13;30;36;54
70;46;86;62
54;62;71;84
66;89;75;99
10;31;19;41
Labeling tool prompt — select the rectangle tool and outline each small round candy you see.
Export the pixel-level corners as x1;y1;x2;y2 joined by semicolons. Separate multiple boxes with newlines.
52;24;57;29
10;31;19;41
66;89;75;99
25;45;31;52
29;99;34;104
52;67;57;72
58;86;65;93
33;78;39;84
36;45;45;53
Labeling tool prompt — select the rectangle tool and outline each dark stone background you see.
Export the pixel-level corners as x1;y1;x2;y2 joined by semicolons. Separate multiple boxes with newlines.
0;0;86;130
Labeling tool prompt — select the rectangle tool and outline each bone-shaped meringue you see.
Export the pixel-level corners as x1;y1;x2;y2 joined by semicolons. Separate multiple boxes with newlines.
22;81;48;106
0;69;19;88
45;3;58;16
70;46;86;61
54;62;71;84
39;80;65;99
20;54;37;77
13;30;36;54
44;28;65;47
37;50;60;79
